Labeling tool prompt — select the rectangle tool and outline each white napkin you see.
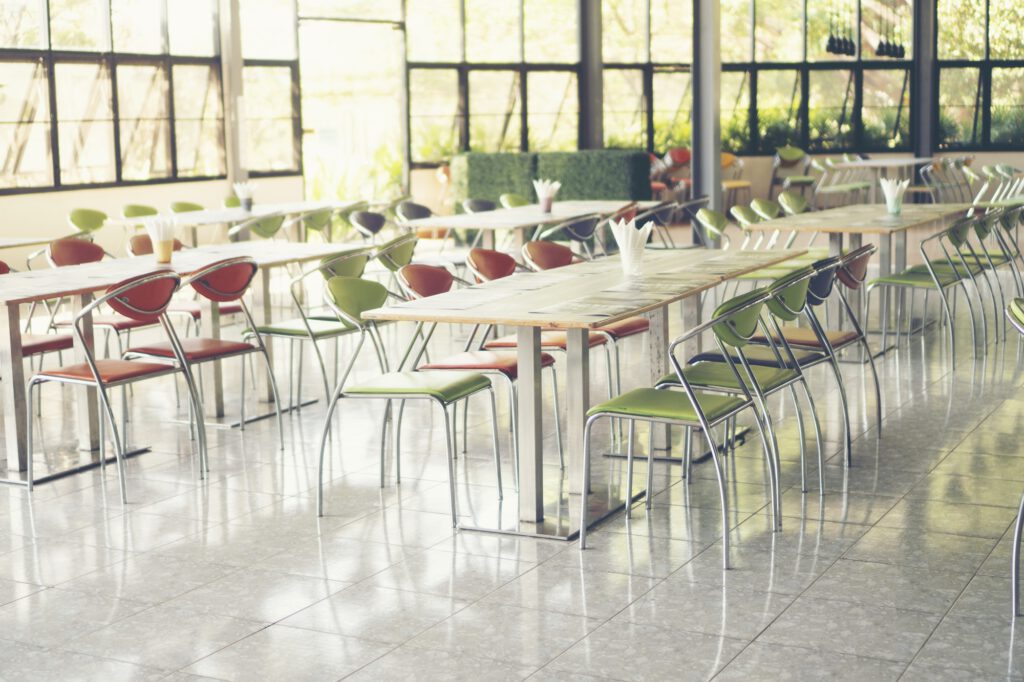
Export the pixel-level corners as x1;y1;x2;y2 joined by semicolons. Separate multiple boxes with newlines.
142;216;176;243
233;181;256;200
609;218;654;277
532;178;561;202
879;178;909;215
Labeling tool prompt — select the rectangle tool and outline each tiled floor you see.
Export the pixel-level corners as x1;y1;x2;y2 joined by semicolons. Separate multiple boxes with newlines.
2;281;1024;681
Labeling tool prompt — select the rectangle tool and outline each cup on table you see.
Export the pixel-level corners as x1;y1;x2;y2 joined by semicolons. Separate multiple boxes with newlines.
540;196;553;214
241;197;254;212
154;240;174;264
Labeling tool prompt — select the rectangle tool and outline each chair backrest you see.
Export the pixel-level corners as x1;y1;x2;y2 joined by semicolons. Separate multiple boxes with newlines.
805;258;842;306
695;208;728;239
128;234;184;257
665;147;691;167
777;190;808;215
467;248;517;281
68;208;107;234
188;257;258;303
729;205;761;229
774;145;807;169
499;193;529;209
0;260;10;275
318;250;371;279
765;266;815;321
122;204;157;219
101;271;181;323
522;240;574;271
397;200;432;222
232;214;284;240
325;276;390;329
302;209;333;232
711;288;769;348
463;199;496;213
351;210;387;236
750;198;781;221
376;233;418;272
48;238;105;267
398;264;454;298
170;201;204;213
560;215;600;241
836;244;876;290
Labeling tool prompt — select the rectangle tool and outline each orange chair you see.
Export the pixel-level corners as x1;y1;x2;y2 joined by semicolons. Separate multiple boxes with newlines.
397;263;564;472
466;248;519;282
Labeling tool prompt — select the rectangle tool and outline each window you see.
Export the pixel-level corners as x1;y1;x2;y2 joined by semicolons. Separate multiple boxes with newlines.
528;71;578;151
861;68;910;150
243;66;299;172
0;0;225;192
410;70;461;164
603;68;645;148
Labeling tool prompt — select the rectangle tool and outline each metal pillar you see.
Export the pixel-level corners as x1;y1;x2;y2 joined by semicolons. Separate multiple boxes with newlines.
578;0;603;149
911;0;936;158
691;0;722;236
220;0;247;184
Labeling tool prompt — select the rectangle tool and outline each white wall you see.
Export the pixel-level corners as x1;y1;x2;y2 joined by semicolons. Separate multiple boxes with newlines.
0;175;304;269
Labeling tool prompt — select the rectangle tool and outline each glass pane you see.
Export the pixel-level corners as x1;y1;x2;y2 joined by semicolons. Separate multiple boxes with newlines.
937;0;984;60
406;0;460;62
807;0;855;62
721;0;752;63
990;0;1024;59
173;64;226;177
603;68;645;148
300;21;403;197
721;70;750;152
55;62;115;184
468;71;521;152
410;70;460;163
524;0;577;63
938;68;981;148
861;0;912;62
652;70;691;151
0;61;52;188
169;0;218;56
808;69;854;150
755;0;802;62
465;0;519;63
116;64;170;180
241;0;297;60
991;68;1024;146
527;71;578;151
111;0;163;53
299;0;400;20
243;66;298;171
49;0;109;51
650;0;693;63
757;69;801;153
602;0;646;63
0;1;47;49
861;69;910;150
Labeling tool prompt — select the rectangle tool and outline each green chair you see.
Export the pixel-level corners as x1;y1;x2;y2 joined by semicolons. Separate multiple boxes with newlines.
223;196;241;208
300;208;335;242
770;146;817;198
316;276;503;524
579;288;779;569
68;208;107;235
694;208;732;250
170;201;204;213
777;190;809;216
120;204;158;246
499;193;529;209
228;213;286;241
1006;299;1024;618
751;198;782;222
811;158;871;209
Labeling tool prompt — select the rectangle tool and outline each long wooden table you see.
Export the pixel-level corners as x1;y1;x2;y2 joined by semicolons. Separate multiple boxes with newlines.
0;241;364;478
365;247;804;539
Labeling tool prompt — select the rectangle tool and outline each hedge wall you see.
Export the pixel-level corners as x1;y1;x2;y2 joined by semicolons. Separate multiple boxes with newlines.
450;150;651;206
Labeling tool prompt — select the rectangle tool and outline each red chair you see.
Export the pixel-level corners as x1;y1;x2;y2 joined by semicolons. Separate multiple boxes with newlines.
124;257;285;449
466;248;518;282
397;264;563;472
27;271;205;501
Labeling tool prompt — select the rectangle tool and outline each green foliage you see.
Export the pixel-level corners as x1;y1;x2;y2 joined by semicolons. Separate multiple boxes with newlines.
450;150;652;205
757;110;800;153
991;107;1024;146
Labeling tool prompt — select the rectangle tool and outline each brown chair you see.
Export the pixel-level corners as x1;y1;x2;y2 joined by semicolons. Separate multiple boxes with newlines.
467;248;518;282
28;271;205;501
397;263;563;473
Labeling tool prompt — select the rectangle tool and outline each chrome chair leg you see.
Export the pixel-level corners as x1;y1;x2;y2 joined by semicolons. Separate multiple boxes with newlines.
700;427;731;570
1013;491;1024;618
488;388;503;498
548;366;564;469
625;419;635;518
441;403;459;528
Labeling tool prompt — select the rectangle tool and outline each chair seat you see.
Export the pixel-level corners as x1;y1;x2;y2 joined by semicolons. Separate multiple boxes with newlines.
485;330;608;351
252;317;354;339
783;175;816;186
722;179;752;190
344;370;490;403
690;346;826;370
127;338;254;361
588;387;745;424
658;362;796;393
55;314;152;332
168;301;243;320
38;359;173;384
420;350;555;380
869;270;959;289
750;327;860;350
22;333;74;355
595;316;650;339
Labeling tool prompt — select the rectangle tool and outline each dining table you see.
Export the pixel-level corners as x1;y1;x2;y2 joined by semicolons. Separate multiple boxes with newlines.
364;247;805;540
832;157;934;203
0;240;365;482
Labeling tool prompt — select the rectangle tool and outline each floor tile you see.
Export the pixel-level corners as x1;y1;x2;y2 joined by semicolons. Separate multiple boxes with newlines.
715;641;905;681
802;558;971;614
345;645;536;681
0;587;147;647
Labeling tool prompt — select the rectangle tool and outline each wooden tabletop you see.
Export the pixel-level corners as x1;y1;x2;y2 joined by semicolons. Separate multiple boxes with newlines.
403;200;663;233
0;241;364;306
833;157;934;170
365;248;804;329
749;203;970;235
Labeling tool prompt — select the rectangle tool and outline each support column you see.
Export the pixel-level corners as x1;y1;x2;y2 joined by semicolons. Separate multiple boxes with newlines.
911;0;936;159
578;0;603;149
691;0;722;243
220;0;247;185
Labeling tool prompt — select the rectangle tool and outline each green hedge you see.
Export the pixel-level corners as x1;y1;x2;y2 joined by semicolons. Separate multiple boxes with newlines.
451;150;651;206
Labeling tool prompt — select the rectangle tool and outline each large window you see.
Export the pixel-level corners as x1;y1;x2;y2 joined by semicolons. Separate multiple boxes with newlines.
937;0;1024;149
406;0;579;166
0;0;226;191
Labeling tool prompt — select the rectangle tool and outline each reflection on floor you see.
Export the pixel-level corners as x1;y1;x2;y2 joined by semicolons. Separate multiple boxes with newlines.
1;290;1024;681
